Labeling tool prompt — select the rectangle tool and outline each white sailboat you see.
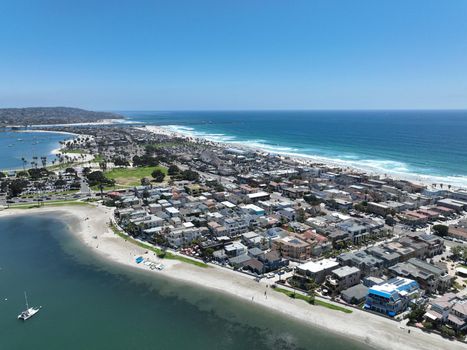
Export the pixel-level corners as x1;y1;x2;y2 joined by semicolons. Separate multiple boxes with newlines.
17;292;41;320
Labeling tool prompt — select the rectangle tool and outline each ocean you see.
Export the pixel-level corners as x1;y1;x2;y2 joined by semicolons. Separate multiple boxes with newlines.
0;131;73;171
120;110;467;187
0;214;369;350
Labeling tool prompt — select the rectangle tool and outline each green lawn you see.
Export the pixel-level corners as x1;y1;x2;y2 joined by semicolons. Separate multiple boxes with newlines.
93;154;104;163
314;299;353;313
63;149;88;154
272;286;352;314
109;223;208;268
273;286;314;303
104;166;168;186
8;200;89;209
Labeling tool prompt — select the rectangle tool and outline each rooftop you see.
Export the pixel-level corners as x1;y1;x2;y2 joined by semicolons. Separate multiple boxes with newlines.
297;259;339;273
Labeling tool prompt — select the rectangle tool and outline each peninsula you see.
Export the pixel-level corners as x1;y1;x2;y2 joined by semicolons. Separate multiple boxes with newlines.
1;113;466;350
0;107;123;127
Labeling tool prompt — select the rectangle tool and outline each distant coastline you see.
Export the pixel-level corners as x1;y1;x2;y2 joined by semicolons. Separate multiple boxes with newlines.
140;124;467;190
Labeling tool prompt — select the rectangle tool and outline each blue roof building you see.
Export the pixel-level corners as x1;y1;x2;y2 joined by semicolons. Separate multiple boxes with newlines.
364;277;420;317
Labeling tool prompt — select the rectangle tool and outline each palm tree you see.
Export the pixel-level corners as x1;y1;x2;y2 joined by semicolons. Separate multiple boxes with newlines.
21;157;27;170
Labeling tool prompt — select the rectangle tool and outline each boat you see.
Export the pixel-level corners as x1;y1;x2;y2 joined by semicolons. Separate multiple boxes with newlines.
17;292;41;321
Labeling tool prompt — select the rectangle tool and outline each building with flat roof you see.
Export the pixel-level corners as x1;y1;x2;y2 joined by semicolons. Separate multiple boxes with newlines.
364;277;420;317
341;284;369;304
338;251;384;277
425;292;467;331
247;191;270;202
324;266;361;296
272;236;311;261
295;259;340;283
388;258;453;294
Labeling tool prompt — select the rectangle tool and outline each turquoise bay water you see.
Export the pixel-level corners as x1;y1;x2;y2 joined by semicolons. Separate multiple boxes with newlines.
121;110;467;186
0;215;369;350
0;131;73;170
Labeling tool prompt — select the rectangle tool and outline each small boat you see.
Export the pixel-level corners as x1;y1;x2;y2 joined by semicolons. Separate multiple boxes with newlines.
17;292;41;321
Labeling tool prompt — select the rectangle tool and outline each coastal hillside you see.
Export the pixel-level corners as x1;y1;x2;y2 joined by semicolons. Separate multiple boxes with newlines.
0;107;123;126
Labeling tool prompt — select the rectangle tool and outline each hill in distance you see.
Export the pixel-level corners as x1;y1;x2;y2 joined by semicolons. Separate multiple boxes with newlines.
0;107;123;126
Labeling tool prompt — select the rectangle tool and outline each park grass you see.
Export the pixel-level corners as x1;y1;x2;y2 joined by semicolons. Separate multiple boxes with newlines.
109;223;208;268
104;166;167;186
93;154;104;163
314;299;353;313
8;200;89;209
91;184;131;192
272;286;352;314
273;286;314;303
62;149;88;154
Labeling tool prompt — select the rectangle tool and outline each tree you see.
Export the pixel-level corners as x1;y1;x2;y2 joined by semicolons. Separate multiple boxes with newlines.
21;157;27;170
407;303;427;323
113;157;130;167
65;167;77;175
440;325;456;338
99;161;107;171
210;180;224;192
54;179;67;188
168;164;180;176
432;224;449;237
28;168;49;180
86;171;114;187
151;169;165;182
8;178;29;197
132;154;159;167
296;208;306;223
181;169;199;182
17;170;29;178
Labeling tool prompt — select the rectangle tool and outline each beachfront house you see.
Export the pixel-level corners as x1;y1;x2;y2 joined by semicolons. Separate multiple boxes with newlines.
364;277;420;317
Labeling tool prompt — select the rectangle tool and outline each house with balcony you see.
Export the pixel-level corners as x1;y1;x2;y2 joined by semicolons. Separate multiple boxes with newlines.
364;277;420;317
323;266;361;296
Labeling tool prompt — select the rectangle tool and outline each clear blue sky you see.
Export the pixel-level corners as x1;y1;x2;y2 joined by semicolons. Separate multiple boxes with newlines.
1;0;466;110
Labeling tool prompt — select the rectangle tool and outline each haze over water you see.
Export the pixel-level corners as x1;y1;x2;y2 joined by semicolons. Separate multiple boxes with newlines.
0;214;369;350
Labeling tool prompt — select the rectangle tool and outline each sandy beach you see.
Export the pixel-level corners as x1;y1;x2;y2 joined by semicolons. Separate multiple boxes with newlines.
0;204;462;350
139;125;467;190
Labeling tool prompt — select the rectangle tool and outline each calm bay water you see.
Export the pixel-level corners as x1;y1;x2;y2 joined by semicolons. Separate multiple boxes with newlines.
121;110;467;186
0;215;369;350
0;131;72;170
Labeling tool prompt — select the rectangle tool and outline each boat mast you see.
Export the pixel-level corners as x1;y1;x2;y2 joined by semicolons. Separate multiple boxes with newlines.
24;291;29;309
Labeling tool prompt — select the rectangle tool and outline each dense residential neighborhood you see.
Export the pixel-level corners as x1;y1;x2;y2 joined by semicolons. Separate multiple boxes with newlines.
1;123;467;341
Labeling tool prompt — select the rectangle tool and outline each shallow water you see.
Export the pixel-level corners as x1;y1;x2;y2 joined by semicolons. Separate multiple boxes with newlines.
0;214;371;350
0;131;72;170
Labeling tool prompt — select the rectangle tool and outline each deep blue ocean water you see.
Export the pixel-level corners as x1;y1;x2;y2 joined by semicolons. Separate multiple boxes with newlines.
0;131;73;170
120;110;467;186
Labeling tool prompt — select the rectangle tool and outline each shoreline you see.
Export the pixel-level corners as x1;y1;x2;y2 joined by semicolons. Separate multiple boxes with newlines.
139;125;467;190
0;129;77;172
0;129;95;171
0;204;463;350
4;118;123;128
